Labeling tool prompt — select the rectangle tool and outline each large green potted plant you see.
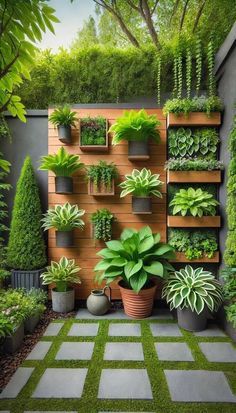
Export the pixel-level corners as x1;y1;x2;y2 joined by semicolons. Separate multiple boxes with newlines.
109;109;161;159
42;202;85;247
41;257;81;313
162;265;223;331
7;157;47;290
49;105;78;144
39;147;84;194
119;168;163;214
94;226;175;318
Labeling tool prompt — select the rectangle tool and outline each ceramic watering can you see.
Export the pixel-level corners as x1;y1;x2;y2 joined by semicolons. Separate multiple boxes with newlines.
87;286;111;316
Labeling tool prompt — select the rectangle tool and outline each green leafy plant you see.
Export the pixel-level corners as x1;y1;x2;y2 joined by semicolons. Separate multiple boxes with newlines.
225;303;236;328
207;39;215;97
0;147;11;281
221;267;236;302
224;231;236;267
41;257;81;292
42;203;85;231
186;47;192;99
94;226;175;293
195;38;202;96
109;109;161;145
165;158;224;171
162;265;223;314
156;55;161;105
0;313;14;338
177;51;182;99
119;168;163;198
168;128;219;158
49;105;78;127
7;156;46;270
169;187;219;217
163;95;223;117
0;289;29;330
87;161;118;191
168;229;218;260
39;147;84;177
91;209;114;241
80;116;106;146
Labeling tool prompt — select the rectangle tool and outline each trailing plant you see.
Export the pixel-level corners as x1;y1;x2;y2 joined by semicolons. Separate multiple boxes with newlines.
7;156;47;271
177;51;182;99
49;105;77;127
119;168;163;198
94;226;175;293
39;147;84;177
165;158;224;171
42;203;85;232
163;95;223;117
91;209;114;241
172;54;178;98
156;55;161;106
80;116;106;146
41;257;81;292
168;128;219;158
169;187;219;217
195;38;202;96
168;229;218;260
186;48;192;99
109;109;161;145
207;39;215;97
224;231;236;267
162;265;223;314
86;161;118;191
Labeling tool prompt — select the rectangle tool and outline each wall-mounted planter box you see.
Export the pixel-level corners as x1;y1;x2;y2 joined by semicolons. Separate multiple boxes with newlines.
167;170;222;184
167;112;221;128
167;215;221;228
56;230;74;247
58;125;72;144
128;141;150;161
132;196;152;214
55;176;73;194
88;179;115;196
170;251;220;263
79;119;109;152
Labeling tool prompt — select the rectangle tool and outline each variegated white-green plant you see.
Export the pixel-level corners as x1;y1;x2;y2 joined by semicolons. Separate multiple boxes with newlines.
162;265;223;314
119;168;163;198
41;257;81;292
41;202;85;231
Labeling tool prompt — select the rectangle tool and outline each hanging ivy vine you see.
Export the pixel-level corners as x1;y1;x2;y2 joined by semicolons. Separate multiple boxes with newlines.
207;39;215;97
177;51;183;99
195;38;202;96
186;48;192;99
156;55;161;106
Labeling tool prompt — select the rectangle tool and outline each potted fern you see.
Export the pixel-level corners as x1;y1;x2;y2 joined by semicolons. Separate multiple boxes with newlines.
39;147;84;194
109;109;161;160
162;265;223;331
42;203;85;247
120;168;163;214
49;105;78;144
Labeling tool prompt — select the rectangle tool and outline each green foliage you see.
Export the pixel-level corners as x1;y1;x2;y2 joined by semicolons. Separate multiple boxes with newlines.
87;161;118;190
207;39;215;97
80;116;106;146
226;194;236;230
163;95;223;116
109;109;161;145
94;226;175;293
169;187;219;217
162;265;223;314
168;229;218;260
42;202;85;232
0;312;14;338
39;147;84;177
228;116;236;154
195;38;202;96
49;105;77;127
165;158;224;171
221;267;236;301
156;56;161;106
91;209;114;242
168;128;219;159
41;257;81;292
225;302;236;328
224;230;236;267
0;116;11;140
7;156;46;270
119;168;163;198
177;51;183;99
186;48;192;99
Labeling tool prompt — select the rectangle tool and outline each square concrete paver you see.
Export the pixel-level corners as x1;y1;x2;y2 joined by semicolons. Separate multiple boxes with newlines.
26;341;52;360
108;323;141;337
150;323;182;337
68;323;99;336
98;369;153;399
32;368;88;398
155;342;194;361
164;370;236;402
199;342;236;362
55;342;94;360
104;342;144;361
43;322;64;336
0;368;34;398
194;324;226;337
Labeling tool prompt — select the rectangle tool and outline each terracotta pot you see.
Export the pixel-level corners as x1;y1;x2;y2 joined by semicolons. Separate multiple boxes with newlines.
118;280;157;319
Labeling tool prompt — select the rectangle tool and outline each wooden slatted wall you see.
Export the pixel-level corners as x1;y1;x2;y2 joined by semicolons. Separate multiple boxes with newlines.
48;108;167;299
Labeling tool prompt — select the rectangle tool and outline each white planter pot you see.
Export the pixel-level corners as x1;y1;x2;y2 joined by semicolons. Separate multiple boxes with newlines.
51;289;75;313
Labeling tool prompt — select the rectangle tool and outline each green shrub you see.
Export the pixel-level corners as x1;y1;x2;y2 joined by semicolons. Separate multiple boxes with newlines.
224;230;236;267
80;116;106;146
226;194;236;230
168;229;218;260
7;156;47;270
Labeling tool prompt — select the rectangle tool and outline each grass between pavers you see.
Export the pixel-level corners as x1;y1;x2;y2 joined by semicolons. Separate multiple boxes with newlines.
0;317;235;413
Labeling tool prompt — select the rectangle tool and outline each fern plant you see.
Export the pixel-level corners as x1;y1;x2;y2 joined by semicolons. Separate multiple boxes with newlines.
119;168;163;198
39;147;84;176
91;209;114;241
42;203;85;231
49;105;77;127
87;161;118;191
169;187;219;217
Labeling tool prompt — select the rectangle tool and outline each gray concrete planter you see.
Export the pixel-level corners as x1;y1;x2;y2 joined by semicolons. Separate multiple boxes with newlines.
24;314;40;334
132;196;152;214
128;140;149;160
3;323;24;354
55;176;73;194
11;268;45;290
218;306;236;342
177;308;207;332
51;289;75;313
58;125;72;144
56;230;74;247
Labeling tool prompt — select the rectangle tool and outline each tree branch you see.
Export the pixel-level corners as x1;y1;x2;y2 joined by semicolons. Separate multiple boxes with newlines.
0;51;19;80
139;0;160;49
150;0;159;16
169;0;180;25
179;0;190;32
192;0;207;33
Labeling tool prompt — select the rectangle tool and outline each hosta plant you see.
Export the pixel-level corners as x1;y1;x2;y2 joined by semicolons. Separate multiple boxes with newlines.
162;266;223;314
169;187;219;217
91;209;114;241
120;168;163;198
41;257;81;292
168;128;219;158
94;226;175;293
41;203;85;231
109;109;161;144
39;147;84;176
49;105;77;127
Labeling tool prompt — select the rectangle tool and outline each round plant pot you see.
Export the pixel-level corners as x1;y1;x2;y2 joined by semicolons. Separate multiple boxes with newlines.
132;196;152;214
55;176;73;194
118;280;157;318
87;288;111;316
56;230;74;247
177;307;207;332
128;140;149;158
58;125;72;144
11;268;46;290
24;314;40;334
51;289;75;313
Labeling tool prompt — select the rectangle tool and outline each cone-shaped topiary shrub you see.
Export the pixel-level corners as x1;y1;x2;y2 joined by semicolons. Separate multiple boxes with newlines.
7;156;47;270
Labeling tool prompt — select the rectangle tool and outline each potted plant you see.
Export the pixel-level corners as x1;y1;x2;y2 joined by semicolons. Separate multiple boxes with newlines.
162;265;223;332
87;161;118;196
49;105;78;144
109;109;161;160
7;157;47;290
39;147;84;194
24;288;47;334
42;202;85;247
119;168;163;214
79;116;108;151
41;257;81;313
165;158;223;184
94;226;175;318
91;208;114;241
220;267;236;342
